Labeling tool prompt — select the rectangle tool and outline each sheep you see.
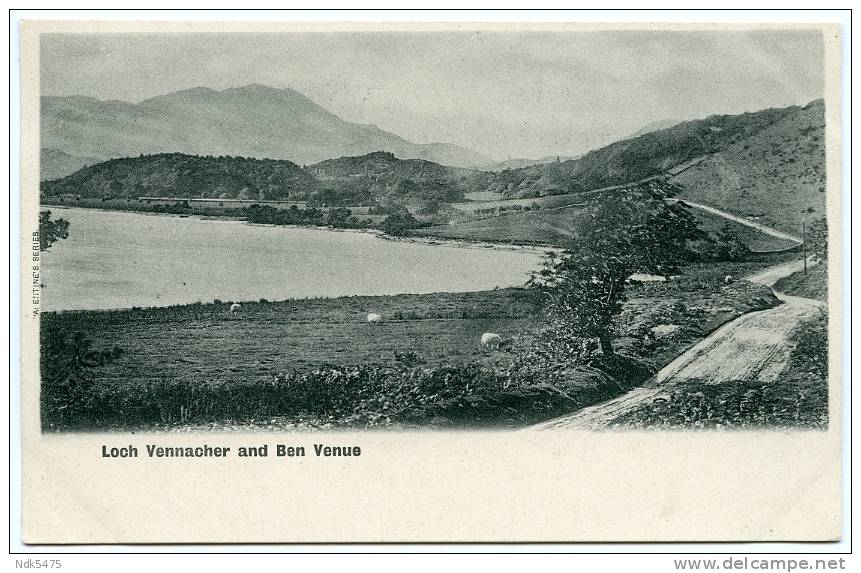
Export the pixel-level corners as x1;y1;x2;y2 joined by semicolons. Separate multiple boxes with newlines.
480;332;502;350
724;275;735;284
229;303;241;313
367;312;382;325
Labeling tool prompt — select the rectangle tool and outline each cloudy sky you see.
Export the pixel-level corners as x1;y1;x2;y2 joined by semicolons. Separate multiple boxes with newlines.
40;29;825;161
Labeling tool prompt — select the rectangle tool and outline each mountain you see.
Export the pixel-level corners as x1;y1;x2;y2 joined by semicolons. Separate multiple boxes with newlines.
40;148;101;181
401;142;495;171
308;151;478;209
40;84;494;179
473;102;818;200
39;153;319;201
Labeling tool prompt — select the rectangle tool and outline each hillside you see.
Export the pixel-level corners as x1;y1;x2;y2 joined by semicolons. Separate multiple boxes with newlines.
489;155;580;171
475;103;812;199
38;150;484;209
623;118;682;140
417;197;797;253
39;153;319;201
310;150;476;180
672;99;825;235
40;84;494;179
309;151;477;208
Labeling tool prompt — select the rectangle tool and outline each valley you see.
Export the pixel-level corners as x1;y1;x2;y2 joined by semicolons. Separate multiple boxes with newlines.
37;86;831;433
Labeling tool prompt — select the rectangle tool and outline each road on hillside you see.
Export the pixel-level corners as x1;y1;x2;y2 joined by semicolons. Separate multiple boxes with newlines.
671;199;802;245
529;258;821;431
452;156;802;250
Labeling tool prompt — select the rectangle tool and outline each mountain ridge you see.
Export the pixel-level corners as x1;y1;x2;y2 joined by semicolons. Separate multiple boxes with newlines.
40;84;495;178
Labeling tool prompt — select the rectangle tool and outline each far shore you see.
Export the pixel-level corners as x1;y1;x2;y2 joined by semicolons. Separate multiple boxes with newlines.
41;201;560;256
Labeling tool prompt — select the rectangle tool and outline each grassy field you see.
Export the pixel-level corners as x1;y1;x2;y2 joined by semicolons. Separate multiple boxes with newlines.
41;256;785;430
416;205;585;245
43;289;543;390
418;202;799;252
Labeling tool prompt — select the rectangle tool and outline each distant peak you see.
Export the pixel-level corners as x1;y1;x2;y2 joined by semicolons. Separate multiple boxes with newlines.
226;83;302;97
229;83;276;93
138;86;219;105
174;86;218;96
149;84;304;101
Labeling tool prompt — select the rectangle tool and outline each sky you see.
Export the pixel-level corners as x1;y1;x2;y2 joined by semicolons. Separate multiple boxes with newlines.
40;29;825;161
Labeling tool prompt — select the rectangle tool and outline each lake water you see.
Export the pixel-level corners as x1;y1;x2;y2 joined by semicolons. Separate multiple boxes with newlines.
41;208;545;311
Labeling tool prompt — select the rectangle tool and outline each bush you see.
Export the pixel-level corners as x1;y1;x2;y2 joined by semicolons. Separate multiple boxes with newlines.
379;212;421;236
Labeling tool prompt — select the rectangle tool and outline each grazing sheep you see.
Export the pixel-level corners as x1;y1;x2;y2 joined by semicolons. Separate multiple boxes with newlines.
367;312;382;325
229;303;241;313
651;324;682;340
480;332;502;350
724;275;735;284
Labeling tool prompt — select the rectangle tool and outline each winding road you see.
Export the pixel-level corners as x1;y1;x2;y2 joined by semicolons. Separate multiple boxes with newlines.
529;257;822;431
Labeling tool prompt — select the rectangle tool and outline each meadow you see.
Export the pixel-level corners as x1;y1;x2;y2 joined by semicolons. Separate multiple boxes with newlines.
418;202;799;252
45;289;542;389
41;259;783;431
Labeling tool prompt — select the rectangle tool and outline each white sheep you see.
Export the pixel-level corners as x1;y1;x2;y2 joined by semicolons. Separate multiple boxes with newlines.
229;303;241;313
480;332;502;350
724;275;735;284
367;312;382;325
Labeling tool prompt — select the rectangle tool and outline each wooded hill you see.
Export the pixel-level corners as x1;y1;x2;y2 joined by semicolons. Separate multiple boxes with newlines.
39;151;475;209
307;151;476;210
40;153;319;201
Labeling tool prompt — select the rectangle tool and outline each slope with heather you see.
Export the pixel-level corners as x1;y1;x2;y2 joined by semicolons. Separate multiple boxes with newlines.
672;99;825;236
472;102;816;200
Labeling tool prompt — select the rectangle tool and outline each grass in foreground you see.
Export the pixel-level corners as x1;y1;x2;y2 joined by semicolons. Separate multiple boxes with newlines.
41;262;781;431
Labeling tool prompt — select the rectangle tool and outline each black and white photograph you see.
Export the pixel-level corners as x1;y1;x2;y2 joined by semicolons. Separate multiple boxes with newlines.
14;14;847;547
34;26;835;433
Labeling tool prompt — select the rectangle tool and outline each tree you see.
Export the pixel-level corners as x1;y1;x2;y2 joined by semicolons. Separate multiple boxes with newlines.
39;210;70;252
326;207;352;227
713;223;751;261
380;212;420;236
534;182;703;355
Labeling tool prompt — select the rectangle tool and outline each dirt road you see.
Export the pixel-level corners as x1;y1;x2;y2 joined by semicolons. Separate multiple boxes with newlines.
529;258;821;431
672;199;802;245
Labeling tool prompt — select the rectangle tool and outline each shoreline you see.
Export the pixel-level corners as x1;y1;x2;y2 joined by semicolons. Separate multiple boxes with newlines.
42;202;558;256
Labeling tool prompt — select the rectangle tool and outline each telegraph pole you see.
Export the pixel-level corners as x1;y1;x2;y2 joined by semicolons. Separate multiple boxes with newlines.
802;218;807;275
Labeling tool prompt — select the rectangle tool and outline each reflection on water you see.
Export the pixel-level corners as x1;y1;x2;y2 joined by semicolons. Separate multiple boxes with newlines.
41;208;544;311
